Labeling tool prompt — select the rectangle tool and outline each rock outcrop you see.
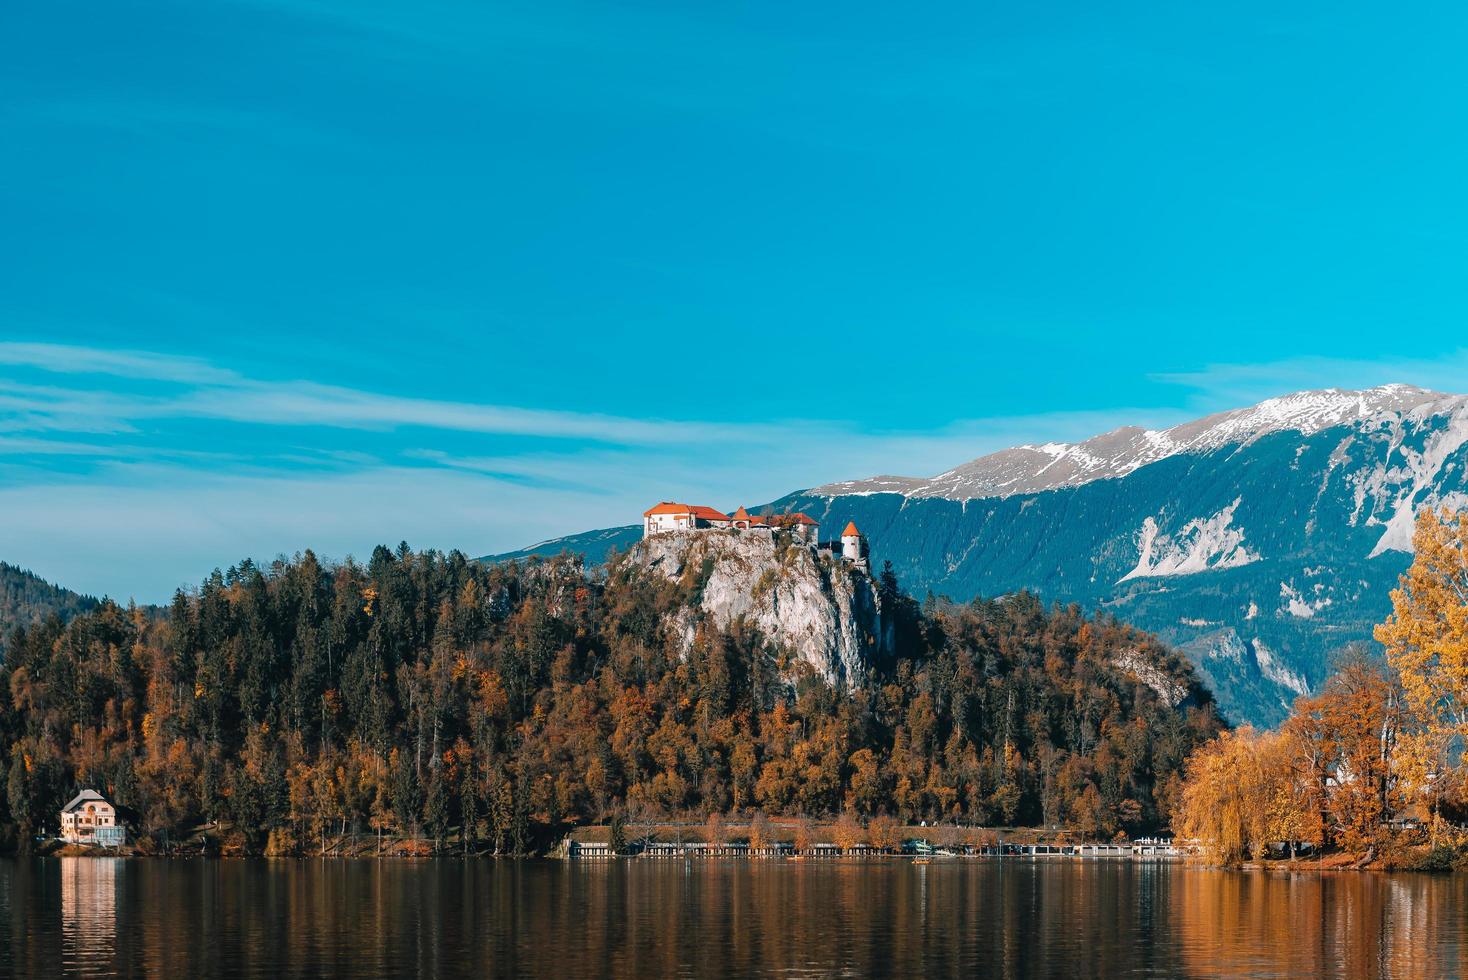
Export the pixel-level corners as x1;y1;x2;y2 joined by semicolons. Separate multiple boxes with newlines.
634;531;887;687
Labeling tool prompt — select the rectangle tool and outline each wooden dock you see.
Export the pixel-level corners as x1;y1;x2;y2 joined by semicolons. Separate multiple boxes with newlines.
566;836;1190;860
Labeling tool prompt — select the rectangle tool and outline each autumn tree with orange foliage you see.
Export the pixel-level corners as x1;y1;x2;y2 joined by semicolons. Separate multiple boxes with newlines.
868;813;901;851
1287;653;1402;857
831;809;866;850
1377;507;1468;826
1178;654;1404;865
1177;727;1280;864
748;810;773;850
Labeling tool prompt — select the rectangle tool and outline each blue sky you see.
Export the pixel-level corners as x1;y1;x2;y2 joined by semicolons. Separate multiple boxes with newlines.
4;1;1468;602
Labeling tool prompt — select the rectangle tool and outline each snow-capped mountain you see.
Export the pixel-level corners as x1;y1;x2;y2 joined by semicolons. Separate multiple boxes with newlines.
817;385;1467;505
488;385;1468;727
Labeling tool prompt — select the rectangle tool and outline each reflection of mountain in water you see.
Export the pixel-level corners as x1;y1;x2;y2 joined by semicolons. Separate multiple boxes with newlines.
61;857;121;972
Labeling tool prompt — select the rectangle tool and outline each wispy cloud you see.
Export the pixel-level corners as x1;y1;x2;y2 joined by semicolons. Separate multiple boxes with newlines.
0;341;1202;456
167;381;780;444
0;436;119;456
0;342;240;385
0;342;791;445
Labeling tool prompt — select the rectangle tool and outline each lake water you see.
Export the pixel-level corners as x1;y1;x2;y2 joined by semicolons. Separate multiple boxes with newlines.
2;857;1465;978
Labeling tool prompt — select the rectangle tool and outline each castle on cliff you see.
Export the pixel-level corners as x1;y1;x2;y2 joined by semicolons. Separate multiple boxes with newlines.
641;502;868;566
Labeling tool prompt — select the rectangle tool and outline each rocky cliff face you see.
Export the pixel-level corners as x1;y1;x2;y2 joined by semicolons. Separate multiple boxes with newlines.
634;531;887;687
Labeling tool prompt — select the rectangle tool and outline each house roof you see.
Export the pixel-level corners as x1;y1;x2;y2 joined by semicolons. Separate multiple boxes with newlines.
731;506;752;521
642;502;731;521
842;521;861;537
62;789;109;813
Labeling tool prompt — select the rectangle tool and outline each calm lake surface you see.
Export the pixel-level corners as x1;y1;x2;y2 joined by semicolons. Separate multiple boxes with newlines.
2;857;1466;978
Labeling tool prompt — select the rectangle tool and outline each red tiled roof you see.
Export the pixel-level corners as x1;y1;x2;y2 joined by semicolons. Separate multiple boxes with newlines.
842;521;861;537
643;501;731;521
643;502;814;526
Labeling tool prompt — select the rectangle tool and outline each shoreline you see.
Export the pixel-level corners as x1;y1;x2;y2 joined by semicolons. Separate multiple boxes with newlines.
19;843;1454;873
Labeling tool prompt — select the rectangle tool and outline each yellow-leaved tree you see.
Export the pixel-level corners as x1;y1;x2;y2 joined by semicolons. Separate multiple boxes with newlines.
1375;507;1468;823
1176;727;1269;865
1177;722;1323;864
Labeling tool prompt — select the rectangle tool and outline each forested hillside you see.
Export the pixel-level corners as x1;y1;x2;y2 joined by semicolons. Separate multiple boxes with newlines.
0;544;1222;854
0;562;98;655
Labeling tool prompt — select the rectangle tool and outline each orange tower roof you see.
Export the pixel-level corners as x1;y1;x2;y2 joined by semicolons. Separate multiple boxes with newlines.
841;521;861;537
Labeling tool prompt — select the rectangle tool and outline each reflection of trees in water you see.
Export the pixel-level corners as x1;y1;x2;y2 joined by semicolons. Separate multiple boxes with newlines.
60;857;120;972
1177;870;1468;979
10;861;1468;976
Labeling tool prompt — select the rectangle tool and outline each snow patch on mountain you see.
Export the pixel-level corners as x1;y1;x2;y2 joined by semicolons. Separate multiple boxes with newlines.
1120;499;1259;582
1280;581;1332;619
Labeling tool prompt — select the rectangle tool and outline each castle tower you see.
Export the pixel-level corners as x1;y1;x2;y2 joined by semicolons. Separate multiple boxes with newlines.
841;521;864;562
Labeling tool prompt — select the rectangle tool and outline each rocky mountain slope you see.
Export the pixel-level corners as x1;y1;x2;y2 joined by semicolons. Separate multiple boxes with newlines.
632;531;889;687
487;385;1468;727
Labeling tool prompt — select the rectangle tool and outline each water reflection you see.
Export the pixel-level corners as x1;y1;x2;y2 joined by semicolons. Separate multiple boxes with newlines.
1176;869;1468;979
60;857;121;973
2;858;1466;978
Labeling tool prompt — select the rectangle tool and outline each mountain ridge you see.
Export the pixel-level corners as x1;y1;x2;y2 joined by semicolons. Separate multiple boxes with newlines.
484;384;1468;727
815;384;1468;504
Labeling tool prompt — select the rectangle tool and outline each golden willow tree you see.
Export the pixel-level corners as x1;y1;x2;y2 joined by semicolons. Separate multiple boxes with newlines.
1376;507;1468;825
1175;728;1263;864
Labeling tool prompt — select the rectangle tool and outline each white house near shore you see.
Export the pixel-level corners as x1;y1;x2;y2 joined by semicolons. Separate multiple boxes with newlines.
60;789;127;846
